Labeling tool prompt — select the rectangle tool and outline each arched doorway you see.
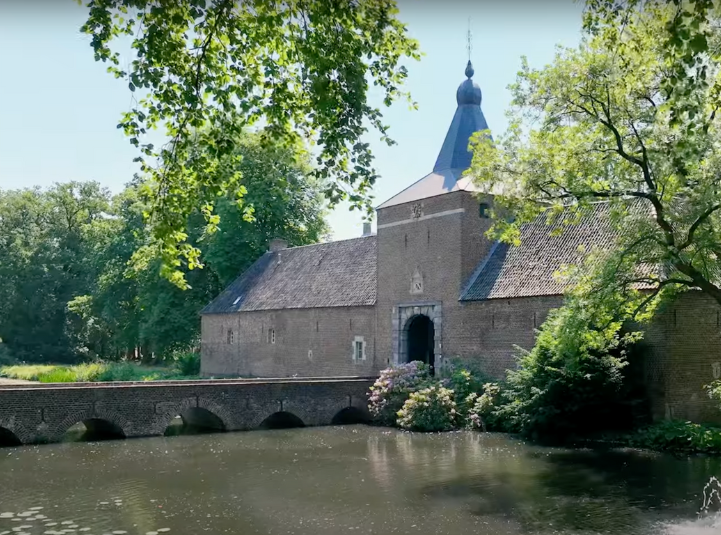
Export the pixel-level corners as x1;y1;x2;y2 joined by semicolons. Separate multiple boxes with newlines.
406;314;435;373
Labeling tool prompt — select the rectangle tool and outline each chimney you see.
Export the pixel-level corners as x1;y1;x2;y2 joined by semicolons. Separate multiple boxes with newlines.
269;238;288;252
362;222;372;237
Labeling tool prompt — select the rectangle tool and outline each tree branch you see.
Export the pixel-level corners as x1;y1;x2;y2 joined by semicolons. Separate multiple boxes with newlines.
678;204;721;250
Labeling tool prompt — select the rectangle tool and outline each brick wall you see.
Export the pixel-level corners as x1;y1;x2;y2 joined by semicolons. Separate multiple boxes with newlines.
640;292;721;424
0;378;374;445
201;306;377;378
446;296;563;378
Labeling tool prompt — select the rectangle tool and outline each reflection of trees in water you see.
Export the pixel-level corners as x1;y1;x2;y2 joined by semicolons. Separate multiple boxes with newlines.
367;431;490;494
370;432;721;535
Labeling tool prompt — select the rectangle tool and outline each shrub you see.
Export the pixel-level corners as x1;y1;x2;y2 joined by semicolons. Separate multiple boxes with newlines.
706;380;721;408
438;359;492;424
97;362;148;382
368;361;430;426
397;386;457;432
496;299;639;440
630;420;721;455
37;367;77;383
175;352;201;376
466;383;502;431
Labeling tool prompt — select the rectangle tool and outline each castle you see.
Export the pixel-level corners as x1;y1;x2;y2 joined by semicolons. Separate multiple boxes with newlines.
201;61;721;425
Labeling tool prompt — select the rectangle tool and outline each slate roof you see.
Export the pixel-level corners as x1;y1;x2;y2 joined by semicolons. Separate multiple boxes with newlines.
378;61;490;210
201;236;377;314
461;204;621;301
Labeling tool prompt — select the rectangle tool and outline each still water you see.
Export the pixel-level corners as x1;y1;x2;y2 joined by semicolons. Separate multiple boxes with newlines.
1;427;720;535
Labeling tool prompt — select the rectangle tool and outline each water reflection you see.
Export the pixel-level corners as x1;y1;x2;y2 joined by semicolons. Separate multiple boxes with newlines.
0;427;719;535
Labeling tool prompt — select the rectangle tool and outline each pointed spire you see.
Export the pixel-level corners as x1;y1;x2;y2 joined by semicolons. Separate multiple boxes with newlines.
433;62;489;172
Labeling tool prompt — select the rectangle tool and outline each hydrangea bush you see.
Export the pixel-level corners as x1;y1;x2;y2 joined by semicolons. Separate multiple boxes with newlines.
397;386;457;432
466;383;502;431
368;361;429;426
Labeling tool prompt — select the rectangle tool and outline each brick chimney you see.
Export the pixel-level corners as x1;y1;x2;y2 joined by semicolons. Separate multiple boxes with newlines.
269;238;288;252
362;222;372;237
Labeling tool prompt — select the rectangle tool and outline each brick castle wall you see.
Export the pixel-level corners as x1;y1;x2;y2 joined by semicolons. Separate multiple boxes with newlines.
201;306;377;378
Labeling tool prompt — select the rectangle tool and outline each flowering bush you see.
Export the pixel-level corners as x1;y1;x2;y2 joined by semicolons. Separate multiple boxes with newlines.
397;386;457;432
466;383;502;431
368;361;430;426
438;358;491;425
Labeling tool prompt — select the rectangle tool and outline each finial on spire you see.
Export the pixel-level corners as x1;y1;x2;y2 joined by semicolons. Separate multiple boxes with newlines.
466;17;473;62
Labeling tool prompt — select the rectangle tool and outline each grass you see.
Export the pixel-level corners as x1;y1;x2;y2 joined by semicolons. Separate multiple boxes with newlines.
0;361;200;383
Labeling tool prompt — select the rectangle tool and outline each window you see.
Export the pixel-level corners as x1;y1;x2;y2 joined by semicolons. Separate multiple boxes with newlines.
268;328;276;344
479;202;490;218
352;336;366;362
227;329;234;344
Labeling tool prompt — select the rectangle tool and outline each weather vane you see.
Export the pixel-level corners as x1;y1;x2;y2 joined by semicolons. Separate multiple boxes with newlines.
466;17;473;61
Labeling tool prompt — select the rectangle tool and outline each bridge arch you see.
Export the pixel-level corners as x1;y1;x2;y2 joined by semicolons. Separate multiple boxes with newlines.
63;418;125;442
164;407;226;436
55;407;130;442
259;411;305;430
331;406;371;425
0;426;21;447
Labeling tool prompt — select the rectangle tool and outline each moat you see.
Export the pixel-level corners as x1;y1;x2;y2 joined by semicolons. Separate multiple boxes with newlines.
1;427;720;535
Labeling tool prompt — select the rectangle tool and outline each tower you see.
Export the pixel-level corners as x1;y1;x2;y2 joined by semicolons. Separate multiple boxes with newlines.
375;61;495;370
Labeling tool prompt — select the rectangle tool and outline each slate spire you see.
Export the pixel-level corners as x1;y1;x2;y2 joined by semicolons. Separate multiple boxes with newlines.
432;61;490;173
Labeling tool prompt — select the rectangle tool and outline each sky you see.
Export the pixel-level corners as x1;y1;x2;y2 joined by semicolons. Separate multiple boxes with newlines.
0;0;584;240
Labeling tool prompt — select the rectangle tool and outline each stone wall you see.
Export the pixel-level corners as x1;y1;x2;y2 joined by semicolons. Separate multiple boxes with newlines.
201;306;377;378
0;378;374;445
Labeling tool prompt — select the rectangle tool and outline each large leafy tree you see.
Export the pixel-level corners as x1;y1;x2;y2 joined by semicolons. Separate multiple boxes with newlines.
80;0;419;285
470;0;721;312
0;182;114;363
78;130;329;359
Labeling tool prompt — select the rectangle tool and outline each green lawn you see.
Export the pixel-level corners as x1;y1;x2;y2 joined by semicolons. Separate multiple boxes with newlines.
0;362;199;383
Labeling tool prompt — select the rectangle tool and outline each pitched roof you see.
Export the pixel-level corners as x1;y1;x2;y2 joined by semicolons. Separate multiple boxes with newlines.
461;204;620;301
202;236;376;314
377;61;490;210
376;169;481;209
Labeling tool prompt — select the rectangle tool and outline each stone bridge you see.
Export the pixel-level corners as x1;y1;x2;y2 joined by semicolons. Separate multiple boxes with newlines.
0;377;375;446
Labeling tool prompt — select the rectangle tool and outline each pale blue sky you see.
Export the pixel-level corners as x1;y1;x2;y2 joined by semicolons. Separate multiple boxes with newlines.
0;1;583;240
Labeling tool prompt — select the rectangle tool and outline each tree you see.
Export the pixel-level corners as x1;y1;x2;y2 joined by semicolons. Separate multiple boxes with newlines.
81;130;329;359
0;183;114;363
80;0;419;286
469;0;721;314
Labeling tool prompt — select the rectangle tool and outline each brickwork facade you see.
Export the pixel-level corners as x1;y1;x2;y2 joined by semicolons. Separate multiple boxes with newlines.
375;190;495;369
201;306;377;378
0;378;373;445
636;292;721;424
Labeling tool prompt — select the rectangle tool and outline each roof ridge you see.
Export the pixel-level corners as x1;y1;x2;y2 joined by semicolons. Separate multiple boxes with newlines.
274;234;375;252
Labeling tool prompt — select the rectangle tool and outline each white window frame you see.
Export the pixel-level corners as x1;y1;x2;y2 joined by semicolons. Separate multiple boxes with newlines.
268;328;276;344
227;329;234;345
352;336;366;362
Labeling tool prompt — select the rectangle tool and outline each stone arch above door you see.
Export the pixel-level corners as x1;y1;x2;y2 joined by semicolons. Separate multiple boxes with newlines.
391;302;442;367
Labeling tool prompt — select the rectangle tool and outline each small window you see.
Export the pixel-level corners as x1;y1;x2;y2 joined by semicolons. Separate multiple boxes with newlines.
268;328;276;344
227;329;234;344
479;202;490;218
352;336;366;362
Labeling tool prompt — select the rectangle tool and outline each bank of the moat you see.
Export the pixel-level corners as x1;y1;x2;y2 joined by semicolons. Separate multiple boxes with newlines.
1;427;720;535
